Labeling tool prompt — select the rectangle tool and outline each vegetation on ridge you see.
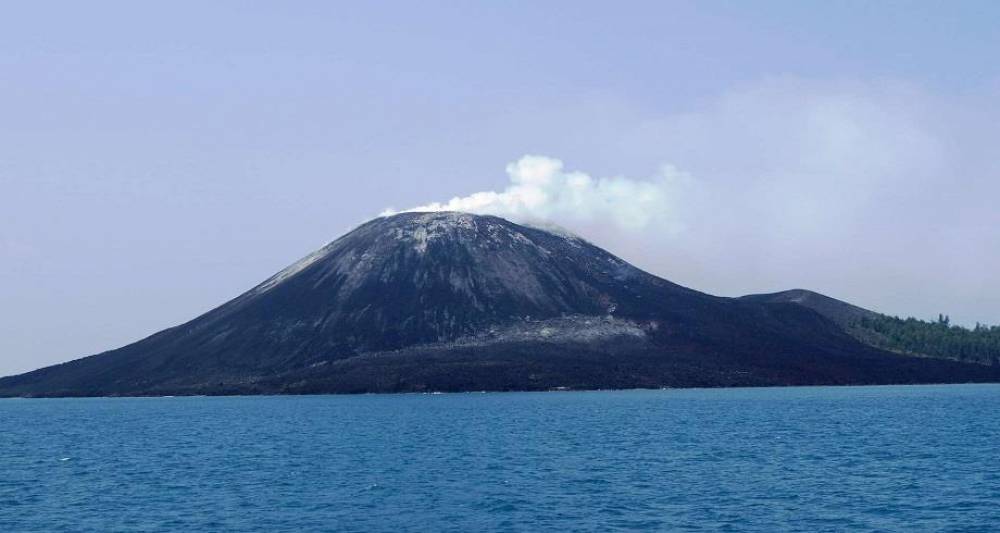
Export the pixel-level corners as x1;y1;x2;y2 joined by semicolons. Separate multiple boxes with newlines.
856;314;1000;366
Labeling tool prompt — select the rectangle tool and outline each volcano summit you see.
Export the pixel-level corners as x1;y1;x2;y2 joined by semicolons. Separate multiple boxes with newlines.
1;212;997;396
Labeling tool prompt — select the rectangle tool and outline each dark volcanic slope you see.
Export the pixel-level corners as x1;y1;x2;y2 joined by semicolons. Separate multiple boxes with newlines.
2;212;998;396
740;289;878;329
743;289;1000;366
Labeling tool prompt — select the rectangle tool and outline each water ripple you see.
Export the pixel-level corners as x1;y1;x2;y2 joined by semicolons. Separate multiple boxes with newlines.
1;385;999;531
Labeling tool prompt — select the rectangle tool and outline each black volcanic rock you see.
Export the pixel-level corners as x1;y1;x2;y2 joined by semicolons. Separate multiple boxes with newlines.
2;212;998;396
742;289;1000;366
740;289;878;329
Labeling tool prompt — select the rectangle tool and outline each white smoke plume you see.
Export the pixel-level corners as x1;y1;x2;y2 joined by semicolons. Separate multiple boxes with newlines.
384;155;693;232
376;78;1000;327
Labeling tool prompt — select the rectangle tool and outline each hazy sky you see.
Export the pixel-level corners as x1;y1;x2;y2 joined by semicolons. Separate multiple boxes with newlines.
3;1;1000;376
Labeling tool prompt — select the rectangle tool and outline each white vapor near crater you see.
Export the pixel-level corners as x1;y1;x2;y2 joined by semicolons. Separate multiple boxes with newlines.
380;77;1000;329
384;155;693;232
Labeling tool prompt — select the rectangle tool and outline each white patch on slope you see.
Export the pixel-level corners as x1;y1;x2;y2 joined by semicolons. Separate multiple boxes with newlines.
411;226;429;254
251;244;332;295
417;315;650;350
389;211;543;255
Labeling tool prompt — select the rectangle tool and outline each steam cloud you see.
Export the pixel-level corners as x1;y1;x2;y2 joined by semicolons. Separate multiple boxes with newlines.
385;155;692;231
377;78;1000;327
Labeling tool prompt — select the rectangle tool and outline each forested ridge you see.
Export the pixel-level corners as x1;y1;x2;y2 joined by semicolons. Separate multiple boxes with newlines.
856;314;1000;366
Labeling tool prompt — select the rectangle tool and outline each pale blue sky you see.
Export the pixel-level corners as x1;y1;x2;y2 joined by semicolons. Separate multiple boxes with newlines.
3;1;1000;375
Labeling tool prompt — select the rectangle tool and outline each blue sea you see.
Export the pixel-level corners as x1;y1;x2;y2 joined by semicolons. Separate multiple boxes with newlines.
2;385;999;532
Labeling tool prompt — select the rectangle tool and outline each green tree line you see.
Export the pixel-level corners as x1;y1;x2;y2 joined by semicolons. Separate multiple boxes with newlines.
856;314;1000;366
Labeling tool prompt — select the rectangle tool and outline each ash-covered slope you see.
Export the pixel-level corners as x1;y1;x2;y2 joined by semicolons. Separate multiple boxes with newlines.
2;212;998;396
740;289;878;329
742;289;1000;366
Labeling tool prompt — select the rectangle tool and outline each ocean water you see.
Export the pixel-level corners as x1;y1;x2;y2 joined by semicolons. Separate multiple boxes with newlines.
2;385;999;532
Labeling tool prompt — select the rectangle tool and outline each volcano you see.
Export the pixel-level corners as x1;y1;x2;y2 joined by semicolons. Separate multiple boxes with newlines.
2;212;997;396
